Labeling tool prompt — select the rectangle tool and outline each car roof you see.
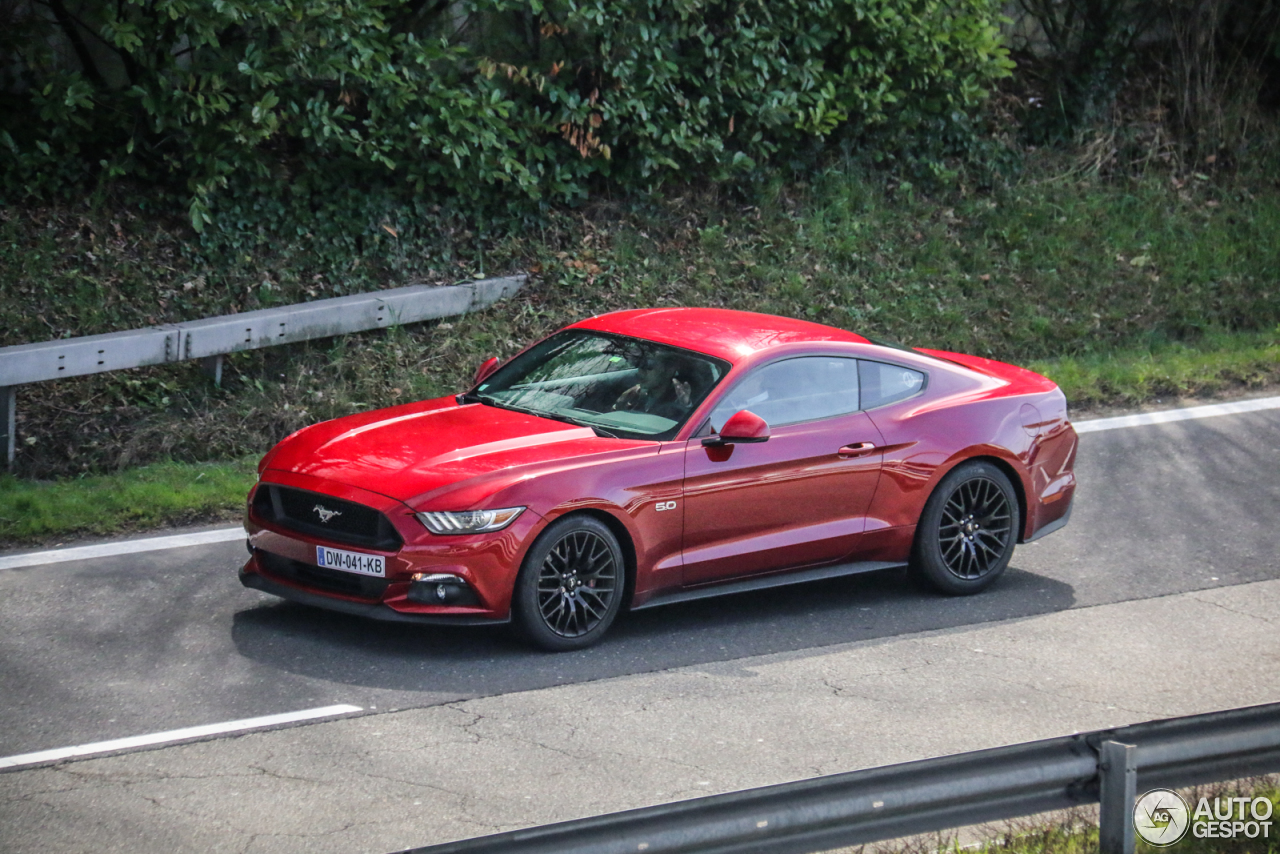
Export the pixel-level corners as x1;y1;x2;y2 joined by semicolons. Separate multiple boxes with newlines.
570;308;870;364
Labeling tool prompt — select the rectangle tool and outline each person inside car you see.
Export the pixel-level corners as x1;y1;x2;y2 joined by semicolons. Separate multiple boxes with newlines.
611;349;694;420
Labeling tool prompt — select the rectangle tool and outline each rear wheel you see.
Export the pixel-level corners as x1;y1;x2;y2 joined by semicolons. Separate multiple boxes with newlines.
911;461;1018;595
512;515;624;651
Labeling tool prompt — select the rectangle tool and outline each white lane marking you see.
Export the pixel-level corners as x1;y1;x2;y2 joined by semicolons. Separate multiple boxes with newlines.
1074;395;1280;434
0;526;244;571
0;704;362;770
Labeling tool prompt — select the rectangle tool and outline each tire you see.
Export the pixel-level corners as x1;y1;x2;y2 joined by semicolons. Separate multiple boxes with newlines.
911;461;1018;595
512;515;625;651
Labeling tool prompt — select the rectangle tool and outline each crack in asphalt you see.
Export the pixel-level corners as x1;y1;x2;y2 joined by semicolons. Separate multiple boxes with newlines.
441;704;485;745
1191;595;1276;624
21;758;502;852
817;655;945;700
453;705;587;764
819;677;888;704
976;671;1160;718
436;696;748;781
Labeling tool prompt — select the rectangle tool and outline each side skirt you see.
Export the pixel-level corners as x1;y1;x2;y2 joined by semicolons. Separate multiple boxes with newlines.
632;560;907;611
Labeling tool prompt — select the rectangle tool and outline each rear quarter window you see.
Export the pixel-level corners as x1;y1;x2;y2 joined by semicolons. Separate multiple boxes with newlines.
859;361;925;409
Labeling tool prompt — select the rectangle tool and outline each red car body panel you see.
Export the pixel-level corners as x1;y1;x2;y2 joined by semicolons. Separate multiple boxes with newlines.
680;410;884;586
260;397;639;505
241;308;1077;626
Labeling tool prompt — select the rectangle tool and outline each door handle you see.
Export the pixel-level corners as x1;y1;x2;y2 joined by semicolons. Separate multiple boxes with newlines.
838;442;877;458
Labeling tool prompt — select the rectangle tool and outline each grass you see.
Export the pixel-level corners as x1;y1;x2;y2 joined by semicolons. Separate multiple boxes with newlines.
1031;328;1280;410
6;156;1279;482
0;457;256;545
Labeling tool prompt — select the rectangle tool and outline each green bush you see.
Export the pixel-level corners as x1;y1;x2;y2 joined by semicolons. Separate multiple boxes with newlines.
0;0;1013;230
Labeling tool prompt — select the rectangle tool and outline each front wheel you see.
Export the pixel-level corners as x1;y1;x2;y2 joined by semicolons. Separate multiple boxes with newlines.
512;515;624;651
911;461;1018;595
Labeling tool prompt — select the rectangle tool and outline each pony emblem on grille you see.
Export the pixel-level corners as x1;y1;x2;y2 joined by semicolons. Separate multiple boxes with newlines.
313;504;342;524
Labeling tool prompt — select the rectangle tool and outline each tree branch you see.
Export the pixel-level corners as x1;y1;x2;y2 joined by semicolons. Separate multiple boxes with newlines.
37;0;107;87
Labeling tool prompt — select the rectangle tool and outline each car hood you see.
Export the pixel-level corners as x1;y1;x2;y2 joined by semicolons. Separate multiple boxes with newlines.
264;397;649;506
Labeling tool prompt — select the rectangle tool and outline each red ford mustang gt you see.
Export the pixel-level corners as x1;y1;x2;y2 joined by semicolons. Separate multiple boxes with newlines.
241;308;1077;650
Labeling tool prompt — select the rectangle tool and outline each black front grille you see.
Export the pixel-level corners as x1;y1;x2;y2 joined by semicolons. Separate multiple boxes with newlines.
257;550;390;600
252;485;403;551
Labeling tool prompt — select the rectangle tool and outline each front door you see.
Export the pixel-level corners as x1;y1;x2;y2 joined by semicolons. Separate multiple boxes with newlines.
679;356;884;586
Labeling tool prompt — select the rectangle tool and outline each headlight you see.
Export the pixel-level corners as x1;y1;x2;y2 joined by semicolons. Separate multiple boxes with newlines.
416;507;525;535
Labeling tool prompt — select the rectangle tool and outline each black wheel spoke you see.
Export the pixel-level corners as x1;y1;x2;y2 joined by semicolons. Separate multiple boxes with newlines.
975;528;1006;546
578;595;604;621
935;475;1012;580
535;528;619;638
974;537;1001;561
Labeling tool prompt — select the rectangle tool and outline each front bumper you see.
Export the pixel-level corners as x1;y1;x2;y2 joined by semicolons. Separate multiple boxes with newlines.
239;562;508;626
242;478;545;623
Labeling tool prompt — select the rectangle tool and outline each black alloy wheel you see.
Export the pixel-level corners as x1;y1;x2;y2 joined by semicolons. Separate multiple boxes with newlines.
513;515;624;651
911;461;1018;595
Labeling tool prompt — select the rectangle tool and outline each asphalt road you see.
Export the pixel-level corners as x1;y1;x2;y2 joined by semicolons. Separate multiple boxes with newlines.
1;407;1278;760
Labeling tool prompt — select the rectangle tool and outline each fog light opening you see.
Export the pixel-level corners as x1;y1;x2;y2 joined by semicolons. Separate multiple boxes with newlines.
407;573;479;607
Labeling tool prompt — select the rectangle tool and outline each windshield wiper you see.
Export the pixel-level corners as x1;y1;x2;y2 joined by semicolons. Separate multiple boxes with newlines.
459;395;622;438
459;391;524;411
526;410;621;438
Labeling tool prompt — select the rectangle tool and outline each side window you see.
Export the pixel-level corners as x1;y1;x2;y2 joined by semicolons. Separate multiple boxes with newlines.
859;361;925;409
709;357;860;431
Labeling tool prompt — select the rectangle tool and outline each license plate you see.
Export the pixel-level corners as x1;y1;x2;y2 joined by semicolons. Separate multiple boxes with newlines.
315;545;385;577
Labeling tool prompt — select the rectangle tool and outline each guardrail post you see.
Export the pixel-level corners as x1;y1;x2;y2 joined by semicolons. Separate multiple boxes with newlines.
1099;740;1136;854
1;385;14;471
199;355;224;387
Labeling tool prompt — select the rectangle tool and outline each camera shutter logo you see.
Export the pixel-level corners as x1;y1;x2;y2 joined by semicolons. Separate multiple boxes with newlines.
1134;788;1191;846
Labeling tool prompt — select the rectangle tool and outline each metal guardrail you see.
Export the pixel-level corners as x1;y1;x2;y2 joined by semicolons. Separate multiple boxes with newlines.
399;702;1280;854
0;275;525;468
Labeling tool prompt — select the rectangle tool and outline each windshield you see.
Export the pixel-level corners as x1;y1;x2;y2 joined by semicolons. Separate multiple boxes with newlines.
471;330;730;440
